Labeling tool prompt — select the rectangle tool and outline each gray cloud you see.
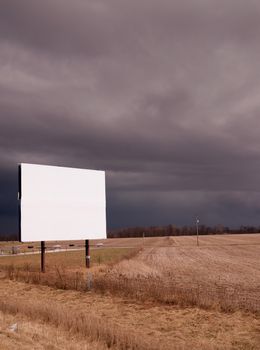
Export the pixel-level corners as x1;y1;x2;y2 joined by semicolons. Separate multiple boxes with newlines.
1;0;260;234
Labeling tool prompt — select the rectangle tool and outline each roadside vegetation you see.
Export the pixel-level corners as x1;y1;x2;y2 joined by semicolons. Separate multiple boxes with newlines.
0;234;259;349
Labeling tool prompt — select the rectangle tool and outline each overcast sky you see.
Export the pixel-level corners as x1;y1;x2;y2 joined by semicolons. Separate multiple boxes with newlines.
1;0;260;235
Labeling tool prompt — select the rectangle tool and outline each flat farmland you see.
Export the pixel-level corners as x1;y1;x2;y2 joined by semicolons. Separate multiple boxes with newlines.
0;247;136;270
110;234;260;312
0;234;259;349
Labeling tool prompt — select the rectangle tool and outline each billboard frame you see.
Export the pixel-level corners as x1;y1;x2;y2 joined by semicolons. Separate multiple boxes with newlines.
18;163;106;272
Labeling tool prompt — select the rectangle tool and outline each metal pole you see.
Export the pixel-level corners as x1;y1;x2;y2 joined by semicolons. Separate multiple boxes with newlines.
196;218;199;246
85;239;90;268
41;241;45;273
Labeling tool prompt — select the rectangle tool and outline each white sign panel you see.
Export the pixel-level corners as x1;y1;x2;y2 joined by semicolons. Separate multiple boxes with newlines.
19;163;106;242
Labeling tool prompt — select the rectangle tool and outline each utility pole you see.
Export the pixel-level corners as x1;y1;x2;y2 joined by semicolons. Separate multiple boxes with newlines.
196;217;199;246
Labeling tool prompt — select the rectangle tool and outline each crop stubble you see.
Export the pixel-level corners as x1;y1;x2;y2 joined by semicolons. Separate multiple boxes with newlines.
0;234;259;349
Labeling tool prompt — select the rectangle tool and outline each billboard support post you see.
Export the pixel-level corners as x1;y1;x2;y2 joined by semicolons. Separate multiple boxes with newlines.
85;239;90;268
41;241;45;273
18;164;107;273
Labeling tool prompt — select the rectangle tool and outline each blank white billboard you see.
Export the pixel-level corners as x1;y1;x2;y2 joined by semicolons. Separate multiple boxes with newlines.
19;163;106;242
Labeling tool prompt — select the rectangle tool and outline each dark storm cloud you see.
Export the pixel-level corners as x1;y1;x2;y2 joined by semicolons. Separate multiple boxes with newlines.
1;0;260;53
1;0;260;234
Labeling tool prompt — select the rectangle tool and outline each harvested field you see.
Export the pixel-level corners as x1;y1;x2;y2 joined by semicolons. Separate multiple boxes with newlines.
107;234;260;312
0;234;259;349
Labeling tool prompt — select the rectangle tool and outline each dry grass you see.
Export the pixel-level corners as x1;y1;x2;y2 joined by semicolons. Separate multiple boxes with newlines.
97;234;260;313
0;298;160;350
0;234;259;349
0;279;259;350
0;247;138;270
0;311;108;350
1;235;259;314
0;247;140;293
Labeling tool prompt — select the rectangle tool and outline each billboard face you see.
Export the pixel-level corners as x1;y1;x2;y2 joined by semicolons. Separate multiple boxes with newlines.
19;164;106;242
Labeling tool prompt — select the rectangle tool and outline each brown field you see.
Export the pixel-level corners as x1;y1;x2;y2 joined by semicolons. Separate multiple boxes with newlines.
0;247;136;270
0;234;259;349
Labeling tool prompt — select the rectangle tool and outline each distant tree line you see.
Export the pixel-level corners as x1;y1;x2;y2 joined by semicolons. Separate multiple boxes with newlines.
108;224;260;238
0;224;259;241
0;233;18;241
